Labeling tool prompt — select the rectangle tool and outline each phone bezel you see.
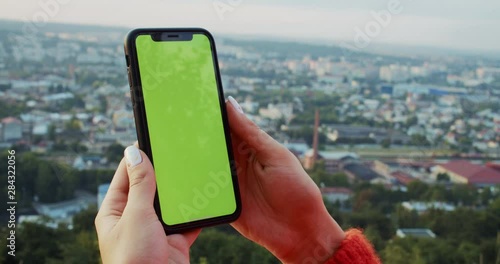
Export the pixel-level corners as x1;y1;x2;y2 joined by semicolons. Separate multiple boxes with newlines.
124;28;241;234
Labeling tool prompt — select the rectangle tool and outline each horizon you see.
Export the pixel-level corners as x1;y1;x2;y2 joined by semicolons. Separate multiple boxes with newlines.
1;1;500;54
1;18;499;59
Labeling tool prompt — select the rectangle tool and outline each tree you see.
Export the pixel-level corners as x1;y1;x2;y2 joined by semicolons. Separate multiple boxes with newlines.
105;143;125;164
450;185;477;206
407;181;429;200
76;169;114;194
382;243;411;264
364;225;385;251
35;162;56;202
65;116;82;134
69;141;88;154
381;138;391;149
16;220;100;264
0;228;12;263
480;187;493;206
0;151;40;209
346;209;394;240
331;173;351;187
309;162;350;187
309;161;330;185
275;117;286;131
406;115;418;128
383;238;459;264
191;228;276;264
395;205;419;228
16;153;40;206
424;185;448;201
35;161;76;203
436;172;450;183
98;95;108;114
288;125;327;147
60;116;85;140
58;231;100;264
409;134;430;146
72;206;98;232
456;241;481;264
16;222;71;263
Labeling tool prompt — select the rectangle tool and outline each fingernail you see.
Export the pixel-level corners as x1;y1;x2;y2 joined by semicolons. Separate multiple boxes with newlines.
124;145;142;168
228;96;244;114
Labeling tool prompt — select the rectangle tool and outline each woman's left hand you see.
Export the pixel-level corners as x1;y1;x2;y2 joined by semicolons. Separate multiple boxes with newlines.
95;145;200;264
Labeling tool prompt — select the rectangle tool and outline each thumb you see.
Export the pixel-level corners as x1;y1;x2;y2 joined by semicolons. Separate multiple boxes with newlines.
124;145;157;207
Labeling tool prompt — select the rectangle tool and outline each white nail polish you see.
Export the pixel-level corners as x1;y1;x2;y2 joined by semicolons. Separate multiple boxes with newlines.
125;145;142;167
228;96;244;114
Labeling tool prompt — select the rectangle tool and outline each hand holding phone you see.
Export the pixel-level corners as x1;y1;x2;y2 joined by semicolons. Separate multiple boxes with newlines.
124;28;241;234
95;147;201;263
225;99;345;263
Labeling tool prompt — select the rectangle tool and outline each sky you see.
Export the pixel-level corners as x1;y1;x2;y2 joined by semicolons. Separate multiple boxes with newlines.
2;0;500;52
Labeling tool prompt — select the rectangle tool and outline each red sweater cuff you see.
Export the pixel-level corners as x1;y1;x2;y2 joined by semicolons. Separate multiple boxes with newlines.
325;229;381;264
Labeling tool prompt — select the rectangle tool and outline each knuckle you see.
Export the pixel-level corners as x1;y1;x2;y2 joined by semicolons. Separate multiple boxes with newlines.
128;167;149;188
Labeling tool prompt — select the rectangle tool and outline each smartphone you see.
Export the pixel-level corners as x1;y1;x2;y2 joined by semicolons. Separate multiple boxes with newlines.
124;28;241;234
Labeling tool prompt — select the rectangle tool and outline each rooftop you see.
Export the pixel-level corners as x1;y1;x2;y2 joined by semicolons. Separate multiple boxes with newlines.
344;163;381;181
320;187;353;195
396;228;437;239
305;149;359;160
391;171;416;186
439;160;500;185
1;117;21;124
402;201;456;212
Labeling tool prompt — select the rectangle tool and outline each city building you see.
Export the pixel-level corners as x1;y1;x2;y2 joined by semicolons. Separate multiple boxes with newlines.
303;150;359;173
284;142;309;157
320;187;353;204
32;191;96;228
1;117;22;142
73;155;105;170
396;228;436;239
325;125;389;144
343;162;381;182
391;171;416;186
259;103;293;121
379;64;410;82
401;201;456;213
393;84;466;97
433;160;500;187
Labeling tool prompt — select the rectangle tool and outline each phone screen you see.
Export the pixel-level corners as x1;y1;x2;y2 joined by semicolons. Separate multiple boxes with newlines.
134;33;237;226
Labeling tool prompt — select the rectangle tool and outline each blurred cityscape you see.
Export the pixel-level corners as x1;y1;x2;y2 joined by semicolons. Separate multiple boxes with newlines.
0;20;499;263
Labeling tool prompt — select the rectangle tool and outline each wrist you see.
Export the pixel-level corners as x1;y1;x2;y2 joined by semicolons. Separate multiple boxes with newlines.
279;210;345;264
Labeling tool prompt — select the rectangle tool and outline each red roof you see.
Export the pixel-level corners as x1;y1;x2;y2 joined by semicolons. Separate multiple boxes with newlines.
486;162;500;173
1;117;21;124
391;171;415;186
440;160;500;185
320;187;353;195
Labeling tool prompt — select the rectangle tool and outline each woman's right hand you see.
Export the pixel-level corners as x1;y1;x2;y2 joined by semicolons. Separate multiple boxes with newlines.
226;97;345;264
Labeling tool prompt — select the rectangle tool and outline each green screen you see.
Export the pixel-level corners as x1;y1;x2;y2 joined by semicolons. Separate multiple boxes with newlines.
135;33;236;225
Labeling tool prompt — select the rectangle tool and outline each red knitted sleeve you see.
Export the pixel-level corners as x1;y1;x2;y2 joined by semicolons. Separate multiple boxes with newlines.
324;229;381;264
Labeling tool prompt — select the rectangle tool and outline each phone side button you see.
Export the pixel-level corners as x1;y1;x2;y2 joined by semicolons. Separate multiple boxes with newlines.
127;69;132;87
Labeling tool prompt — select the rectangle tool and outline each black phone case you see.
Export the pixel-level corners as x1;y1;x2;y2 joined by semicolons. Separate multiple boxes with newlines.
124;28;241;234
